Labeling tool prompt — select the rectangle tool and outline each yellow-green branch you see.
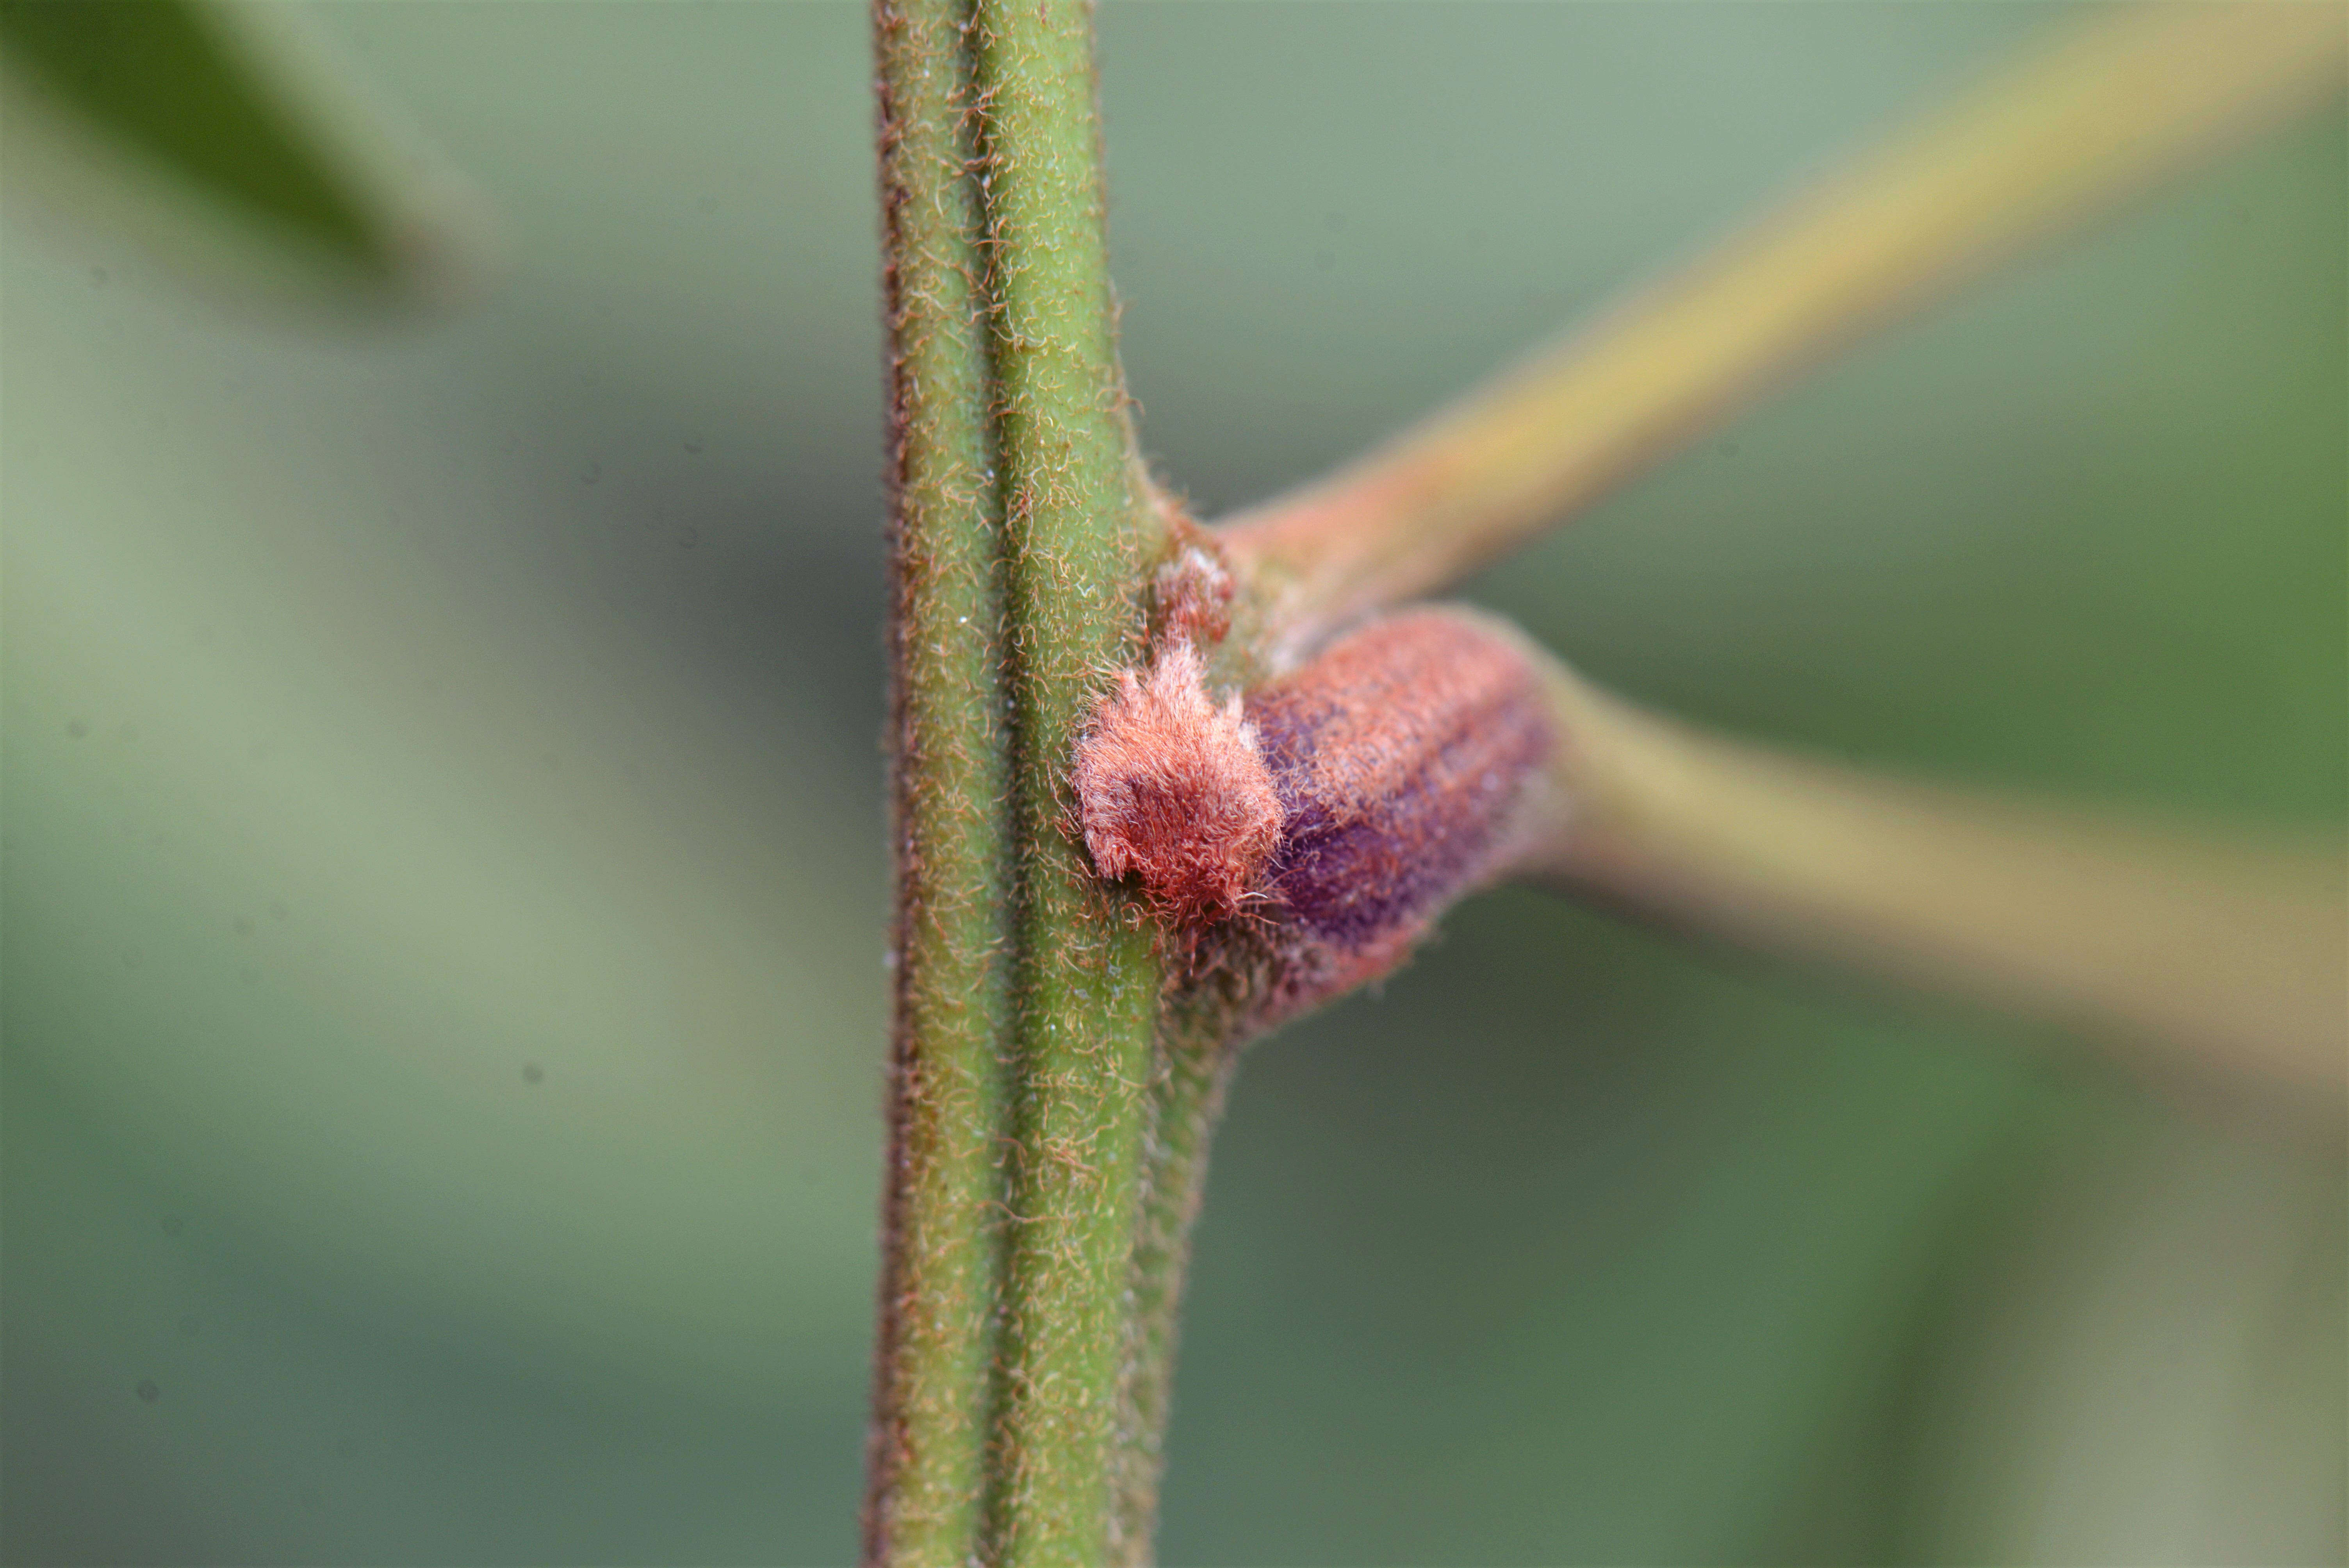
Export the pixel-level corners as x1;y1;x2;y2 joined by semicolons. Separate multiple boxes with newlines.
1517;647;2348;1097
1219;4;2348;652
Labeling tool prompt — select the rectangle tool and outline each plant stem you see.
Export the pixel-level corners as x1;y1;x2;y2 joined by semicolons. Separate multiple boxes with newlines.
868;0;1015;1561
971;0;1168;1559
1516;649;2349;1095
1113;998;1243;1566
1219;4;2348;651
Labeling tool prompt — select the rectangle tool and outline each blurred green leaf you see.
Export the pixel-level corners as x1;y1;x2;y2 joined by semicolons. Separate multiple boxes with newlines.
1;0;381;267
0;0;494;311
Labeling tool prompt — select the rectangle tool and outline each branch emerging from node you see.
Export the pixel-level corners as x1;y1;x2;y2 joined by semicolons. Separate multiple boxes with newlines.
1514;650;2349;1099
1078;599;2345;1097
1217;4;2348;654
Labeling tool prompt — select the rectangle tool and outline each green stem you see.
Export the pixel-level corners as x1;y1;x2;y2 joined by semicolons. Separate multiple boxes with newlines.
972;0;1168;1560
1113;1000;1244;1566
866;0;1014;1561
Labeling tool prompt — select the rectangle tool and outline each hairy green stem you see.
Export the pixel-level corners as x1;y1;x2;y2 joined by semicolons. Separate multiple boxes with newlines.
867;0;1016;1562
1113;998;1244;1565
972;0;1168;1560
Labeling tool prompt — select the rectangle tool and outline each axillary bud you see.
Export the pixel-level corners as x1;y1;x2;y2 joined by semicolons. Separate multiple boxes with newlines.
1073;603;1554;1019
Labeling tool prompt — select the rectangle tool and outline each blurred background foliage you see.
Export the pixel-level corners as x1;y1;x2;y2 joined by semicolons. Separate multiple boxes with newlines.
2;4;2340;1564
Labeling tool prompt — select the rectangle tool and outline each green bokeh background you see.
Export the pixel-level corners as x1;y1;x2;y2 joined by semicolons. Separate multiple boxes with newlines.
4;5;2341;1564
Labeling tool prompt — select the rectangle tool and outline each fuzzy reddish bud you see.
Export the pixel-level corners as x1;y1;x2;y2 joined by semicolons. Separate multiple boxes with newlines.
1151;544;1235;649
1071;606;1554;1025
1072;639;1282;925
